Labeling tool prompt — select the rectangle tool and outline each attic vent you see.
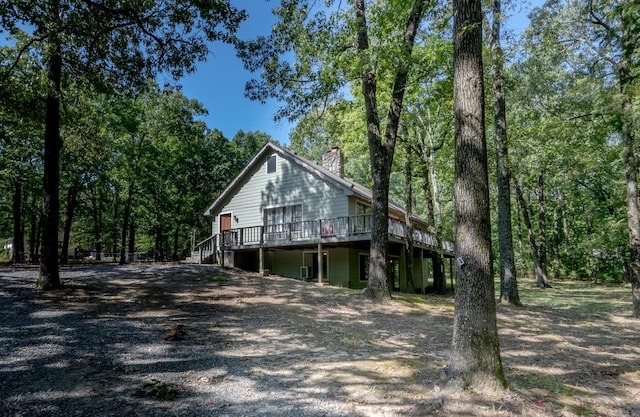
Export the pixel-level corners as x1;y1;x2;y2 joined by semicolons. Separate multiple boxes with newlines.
322;146;344;178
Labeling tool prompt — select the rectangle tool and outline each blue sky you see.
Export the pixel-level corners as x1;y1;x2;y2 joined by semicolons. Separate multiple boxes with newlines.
176;0;544;144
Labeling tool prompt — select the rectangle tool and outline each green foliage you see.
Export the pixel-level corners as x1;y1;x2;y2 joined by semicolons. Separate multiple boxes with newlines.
503;0;637;282
133;379;179;401
208;275;230;282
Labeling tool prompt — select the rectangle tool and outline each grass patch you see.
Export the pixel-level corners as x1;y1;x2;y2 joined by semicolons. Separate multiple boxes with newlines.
133;380;180;401
208;275;230;282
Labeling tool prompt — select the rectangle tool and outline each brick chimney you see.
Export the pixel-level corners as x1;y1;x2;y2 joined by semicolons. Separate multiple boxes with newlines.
322;146;343;177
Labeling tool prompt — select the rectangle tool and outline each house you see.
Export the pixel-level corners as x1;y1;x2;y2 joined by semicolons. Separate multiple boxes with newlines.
196;142;454;293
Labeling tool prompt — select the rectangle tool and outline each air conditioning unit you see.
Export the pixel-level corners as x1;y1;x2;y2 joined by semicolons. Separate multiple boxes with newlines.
300;266;309;280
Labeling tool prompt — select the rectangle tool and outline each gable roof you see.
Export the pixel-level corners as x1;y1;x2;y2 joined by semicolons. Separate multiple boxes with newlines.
203;142;430;228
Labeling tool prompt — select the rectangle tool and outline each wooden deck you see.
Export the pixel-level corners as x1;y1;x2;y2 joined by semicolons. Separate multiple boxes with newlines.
195;214;454;264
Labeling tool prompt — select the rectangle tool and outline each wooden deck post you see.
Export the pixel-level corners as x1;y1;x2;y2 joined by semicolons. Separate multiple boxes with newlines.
259;247;264;276
317;243;323;284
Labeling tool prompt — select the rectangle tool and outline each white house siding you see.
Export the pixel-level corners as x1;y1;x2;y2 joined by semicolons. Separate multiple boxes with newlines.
211;150;350;233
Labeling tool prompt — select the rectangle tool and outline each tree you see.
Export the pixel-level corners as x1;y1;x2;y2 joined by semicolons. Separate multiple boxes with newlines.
0;0;245;289
0;44;45;265
487;0;521;305
354;0;430;301
443;0;506;391
521;0;639;313
513;175;549;288
239;0;433;301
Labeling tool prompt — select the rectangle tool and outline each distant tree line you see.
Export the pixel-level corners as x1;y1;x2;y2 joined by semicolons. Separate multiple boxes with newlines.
0;77;268;264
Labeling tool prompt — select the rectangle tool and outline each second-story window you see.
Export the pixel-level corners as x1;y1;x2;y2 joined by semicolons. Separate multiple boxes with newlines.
355;202;371;232
267;155;277;173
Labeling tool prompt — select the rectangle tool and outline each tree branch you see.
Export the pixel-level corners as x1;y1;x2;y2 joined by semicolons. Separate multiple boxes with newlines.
0;35;46;84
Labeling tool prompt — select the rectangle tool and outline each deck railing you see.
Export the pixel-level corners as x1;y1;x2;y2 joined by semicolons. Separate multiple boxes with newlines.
208;214;453;254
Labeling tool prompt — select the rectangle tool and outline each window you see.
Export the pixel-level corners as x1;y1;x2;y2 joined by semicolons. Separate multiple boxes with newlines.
264;204;303;238
291;204;302;233
354;202;372;233
265;204;302;226
267;155;277;173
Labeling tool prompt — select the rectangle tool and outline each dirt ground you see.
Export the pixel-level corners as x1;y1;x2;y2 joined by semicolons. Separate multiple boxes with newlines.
1;263;639;416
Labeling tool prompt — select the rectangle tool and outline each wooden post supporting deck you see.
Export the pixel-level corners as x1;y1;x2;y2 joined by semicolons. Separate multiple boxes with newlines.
317;243;323;284
259;247;264;276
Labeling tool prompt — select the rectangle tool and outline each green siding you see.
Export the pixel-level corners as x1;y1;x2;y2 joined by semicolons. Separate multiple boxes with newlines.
348;248;369;290
270;249;304;278
328;247;350;287
211;151;350;232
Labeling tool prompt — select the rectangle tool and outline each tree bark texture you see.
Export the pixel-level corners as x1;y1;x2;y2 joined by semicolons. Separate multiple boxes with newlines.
37;10;63;290
444;0;506;391
489;0;520;306
355;0;428;301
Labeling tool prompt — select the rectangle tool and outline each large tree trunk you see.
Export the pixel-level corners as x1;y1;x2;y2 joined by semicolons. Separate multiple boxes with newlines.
355;0;428;301
514;178;550;288
355;0;390;301
60;183;79;265
489;0;520;306
11;182;24;264
37;17;63;290
444;0;506;391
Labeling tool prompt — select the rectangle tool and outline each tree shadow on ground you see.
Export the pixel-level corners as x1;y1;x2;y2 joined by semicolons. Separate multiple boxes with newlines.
0;264;638;416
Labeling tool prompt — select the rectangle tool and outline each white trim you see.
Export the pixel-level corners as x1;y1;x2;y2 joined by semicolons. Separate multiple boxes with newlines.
217;211;234;233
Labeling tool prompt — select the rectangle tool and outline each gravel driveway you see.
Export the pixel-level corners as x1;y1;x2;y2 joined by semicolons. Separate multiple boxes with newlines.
4;263;635;417
0;263;457;417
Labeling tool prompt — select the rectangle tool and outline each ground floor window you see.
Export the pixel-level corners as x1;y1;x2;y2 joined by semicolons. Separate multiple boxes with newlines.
360;254;399;289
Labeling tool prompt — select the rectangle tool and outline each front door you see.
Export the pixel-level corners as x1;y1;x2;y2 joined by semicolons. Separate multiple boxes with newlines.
220;213;233;245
